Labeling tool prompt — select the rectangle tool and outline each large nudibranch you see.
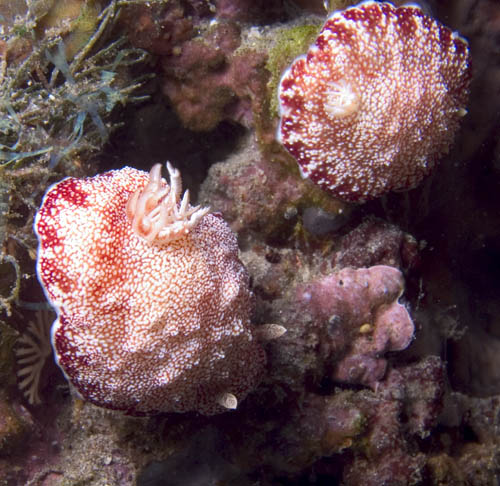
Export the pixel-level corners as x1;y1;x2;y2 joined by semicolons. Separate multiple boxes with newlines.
34;163;266;415
278;1;471;202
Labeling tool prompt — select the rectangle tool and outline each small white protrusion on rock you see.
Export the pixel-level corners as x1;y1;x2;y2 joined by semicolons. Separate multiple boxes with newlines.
255;324;287;341
217;392;238;410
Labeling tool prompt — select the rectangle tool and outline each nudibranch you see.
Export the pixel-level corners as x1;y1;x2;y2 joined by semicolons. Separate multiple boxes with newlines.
34;163;266;415
278;1;471;202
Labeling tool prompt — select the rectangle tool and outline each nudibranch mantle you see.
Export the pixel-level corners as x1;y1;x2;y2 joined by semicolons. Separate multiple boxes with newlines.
278;1;471;202
34;163;265;415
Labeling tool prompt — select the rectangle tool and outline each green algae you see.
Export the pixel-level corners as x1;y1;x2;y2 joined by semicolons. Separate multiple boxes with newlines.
0;2;151;172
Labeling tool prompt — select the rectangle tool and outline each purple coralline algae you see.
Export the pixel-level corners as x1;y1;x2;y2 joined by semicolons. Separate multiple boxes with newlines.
120;1;270;132
296;265;414;387
332;217;420;271
161;22;269;131
257;357;445;483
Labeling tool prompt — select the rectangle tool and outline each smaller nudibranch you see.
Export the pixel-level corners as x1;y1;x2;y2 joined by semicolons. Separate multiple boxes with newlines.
34;163;267;415
278;1;471;202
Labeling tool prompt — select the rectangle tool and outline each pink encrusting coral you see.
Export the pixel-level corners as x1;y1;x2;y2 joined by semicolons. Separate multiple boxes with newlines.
297;265;414;387
278;1;471;202
34;163;266;415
